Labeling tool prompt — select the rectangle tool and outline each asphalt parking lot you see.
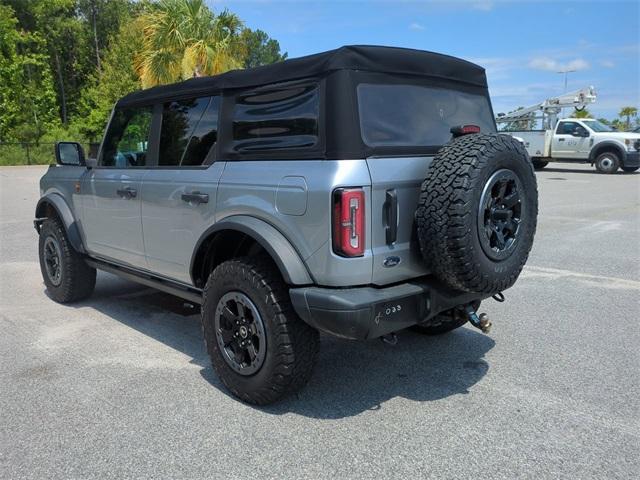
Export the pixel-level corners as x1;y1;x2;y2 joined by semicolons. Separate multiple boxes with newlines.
1;164;639;479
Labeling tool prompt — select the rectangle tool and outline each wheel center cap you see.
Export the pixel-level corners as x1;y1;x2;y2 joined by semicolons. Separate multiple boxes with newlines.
239;325;248;338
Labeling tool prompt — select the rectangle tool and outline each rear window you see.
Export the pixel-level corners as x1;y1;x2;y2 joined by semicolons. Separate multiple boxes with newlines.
230;84;319;154
357;83;495;148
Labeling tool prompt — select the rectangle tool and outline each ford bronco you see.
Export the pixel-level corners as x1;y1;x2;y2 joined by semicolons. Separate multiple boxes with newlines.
35;46;538;404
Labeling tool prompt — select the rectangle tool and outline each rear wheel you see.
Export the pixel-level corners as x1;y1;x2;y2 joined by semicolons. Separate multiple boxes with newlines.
201;256;319;405
595;152;620;174
532;158;548;170
38;217;96;303
622;166;639;173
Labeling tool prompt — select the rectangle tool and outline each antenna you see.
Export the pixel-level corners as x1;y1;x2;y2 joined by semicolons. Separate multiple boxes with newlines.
557;69;576;93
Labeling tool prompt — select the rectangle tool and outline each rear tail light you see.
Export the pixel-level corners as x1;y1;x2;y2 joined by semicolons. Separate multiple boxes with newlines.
332;188;365;257
450;124;481;137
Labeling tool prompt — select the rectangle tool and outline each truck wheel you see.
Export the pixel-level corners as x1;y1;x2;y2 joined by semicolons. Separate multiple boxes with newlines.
595;152;620;174
201;256;319;405
38;217;96;303
622;166;639;173
411;304;473;335
532;159;548;170
415;133;538;294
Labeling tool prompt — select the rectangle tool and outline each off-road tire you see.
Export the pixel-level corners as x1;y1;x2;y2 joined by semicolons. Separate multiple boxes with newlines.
532;159;548;170
201;256;319;405
415;133;538;294
595;152;620;174
38;217;96;303
621;166;639;173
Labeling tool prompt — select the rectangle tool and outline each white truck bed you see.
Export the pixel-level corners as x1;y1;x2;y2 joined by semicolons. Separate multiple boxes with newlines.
505;130;553;158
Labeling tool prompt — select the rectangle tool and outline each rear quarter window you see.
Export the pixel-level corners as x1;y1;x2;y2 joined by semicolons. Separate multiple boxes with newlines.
230;84;319;155
357;83;496;148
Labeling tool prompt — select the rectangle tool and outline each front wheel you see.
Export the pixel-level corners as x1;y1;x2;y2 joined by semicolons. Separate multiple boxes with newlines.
38;217;96;303
201;256;319;405
595;152;620;174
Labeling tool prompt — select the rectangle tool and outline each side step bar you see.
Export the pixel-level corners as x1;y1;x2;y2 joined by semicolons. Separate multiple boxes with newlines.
85;259;203;305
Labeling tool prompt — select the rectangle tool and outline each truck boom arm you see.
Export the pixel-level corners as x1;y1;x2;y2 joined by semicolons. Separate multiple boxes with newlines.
496;86;597;129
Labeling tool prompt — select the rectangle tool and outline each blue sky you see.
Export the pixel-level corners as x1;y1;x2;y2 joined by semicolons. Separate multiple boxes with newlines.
211;0;639;120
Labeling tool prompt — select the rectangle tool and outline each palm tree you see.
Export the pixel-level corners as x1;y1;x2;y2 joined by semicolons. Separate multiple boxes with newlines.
135;0;244;88
571;108;592;119
619;106;638;131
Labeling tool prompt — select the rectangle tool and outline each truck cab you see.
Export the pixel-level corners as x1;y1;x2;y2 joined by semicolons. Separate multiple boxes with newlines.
507;118;640;174
548;118;640;173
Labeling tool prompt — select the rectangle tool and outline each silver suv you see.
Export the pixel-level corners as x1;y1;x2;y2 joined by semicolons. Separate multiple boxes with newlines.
35;46;538;404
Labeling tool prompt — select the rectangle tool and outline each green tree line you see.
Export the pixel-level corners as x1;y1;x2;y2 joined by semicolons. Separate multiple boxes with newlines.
0;0;286;148
570;106;638;131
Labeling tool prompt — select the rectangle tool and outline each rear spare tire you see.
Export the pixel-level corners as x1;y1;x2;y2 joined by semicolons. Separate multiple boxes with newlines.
415;133;538;294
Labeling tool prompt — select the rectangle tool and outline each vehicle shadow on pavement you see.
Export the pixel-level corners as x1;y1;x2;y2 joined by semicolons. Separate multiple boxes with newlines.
259;328;494;419
63;273;212;368
70;273;494;419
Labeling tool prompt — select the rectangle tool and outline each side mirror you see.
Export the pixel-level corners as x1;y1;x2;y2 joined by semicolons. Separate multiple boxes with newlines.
55;142;85;166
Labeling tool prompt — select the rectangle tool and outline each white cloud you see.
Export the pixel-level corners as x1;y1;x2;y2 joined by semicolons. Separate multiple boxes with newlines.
409;22;425;31
472;0;494;11
468;57;516;80
528;57;590;72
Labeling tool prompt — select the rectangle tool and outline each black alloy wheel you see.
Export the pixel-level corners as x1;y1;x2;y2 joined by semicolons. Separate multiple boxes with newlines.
214;291;267;376
477;168;523;261
43;236;63;286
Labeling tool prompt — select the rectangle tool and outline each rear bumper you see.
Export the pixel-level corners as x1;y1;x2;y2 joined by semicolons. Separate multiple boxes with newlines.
290;278;487;340
623;151;640;168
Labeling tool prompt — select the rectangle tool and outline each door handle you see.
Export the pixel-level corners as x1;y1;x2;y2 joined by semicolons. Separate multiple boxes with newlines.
384;189;398;245
558;138;565;142
116;187;137;199
181;191;209;205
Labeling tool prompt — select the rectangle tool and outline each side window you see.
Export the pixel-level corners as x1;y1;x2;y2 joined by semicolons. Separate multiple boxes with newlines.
101;107;153;167
230;84;319;154
557;122;577;135
158;96;220;167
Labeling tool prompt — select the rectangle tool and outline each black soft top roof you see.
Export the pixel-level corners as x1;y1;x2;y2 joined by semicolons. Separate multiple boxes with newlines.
117;45;487;107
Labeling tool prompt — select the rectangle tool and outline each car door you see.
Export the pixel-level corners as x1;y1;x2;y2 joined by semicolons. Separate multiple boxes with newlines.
140;96;223;285
552;121;588;159
81;104;158;268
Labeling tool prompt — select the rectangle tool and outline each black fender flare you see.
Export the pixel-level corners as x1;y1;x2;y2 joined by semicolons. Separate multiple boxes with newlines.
34;193;85;253
589;141;626;165
190;215;313;286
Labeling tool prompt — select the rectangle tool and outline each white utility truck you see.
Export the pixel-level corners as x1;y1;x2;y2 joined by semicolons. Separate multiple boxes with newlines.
496;87;640;174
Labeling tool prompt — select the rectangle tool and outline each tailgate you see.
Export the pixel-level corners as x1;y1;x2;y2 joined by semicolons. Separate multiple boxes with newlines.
366;156;431;285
